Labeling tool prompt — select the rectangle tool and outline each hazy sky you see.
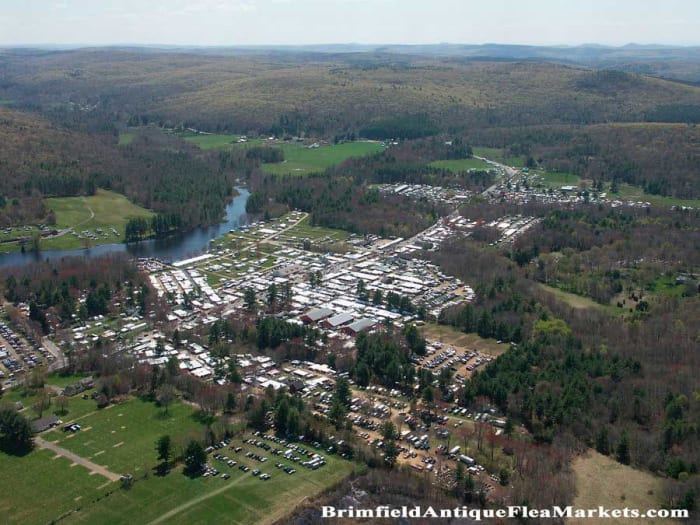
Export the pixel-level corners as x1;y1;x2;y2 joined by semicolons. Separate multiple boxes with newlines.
1;0;699;47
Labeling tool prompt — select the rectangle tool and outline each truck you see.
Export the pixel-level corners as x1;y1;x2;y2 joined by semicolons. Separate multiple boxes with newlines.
459;455;475;466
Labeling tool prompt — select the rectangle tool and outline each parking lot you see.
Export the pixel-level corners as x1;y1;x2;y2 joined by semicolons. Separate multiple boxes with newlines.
0;320;54;380
202;431;336;485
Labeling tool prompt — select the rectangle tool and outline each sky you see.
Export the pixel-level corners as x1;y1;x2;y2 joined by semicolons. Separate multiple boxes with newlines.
1;0;699;47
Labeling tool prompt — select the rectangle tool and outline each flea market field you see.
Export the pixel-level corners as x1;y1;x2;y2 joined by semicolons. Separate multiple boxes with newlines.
63;430;357;525
261;141;384;175
419;322;509;357
41;190;154;250
0;190;152;253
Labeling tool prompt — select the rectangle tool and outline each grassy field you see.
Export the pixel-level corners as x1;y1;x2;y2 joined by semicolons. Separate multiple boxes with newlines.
0;190;151;253
569;451;667;525
261;141;384;175
472;147;526;167
277;214;350;243
29;190;153;251
420;322;510;357
612;183;700;209
0;448;114;524
44;398;205;475
536;283;617;313
428;158;493;172
535;170;580;187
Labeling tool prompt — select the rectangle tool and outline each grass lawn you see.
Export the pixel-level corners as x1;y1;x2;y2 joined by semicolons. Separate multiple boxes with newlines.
569;451;667;525
429;158;493;172
37;190;154;251
472;147;526;168
261;141;384;175
0;448;115;524
419;322;510;357
45;398;205;475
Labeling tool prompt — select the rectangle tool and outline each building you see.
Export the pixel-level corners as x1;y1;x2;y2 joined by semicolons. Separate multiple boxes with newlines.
322;312;354;329
342;318;377;335
300;308;334;324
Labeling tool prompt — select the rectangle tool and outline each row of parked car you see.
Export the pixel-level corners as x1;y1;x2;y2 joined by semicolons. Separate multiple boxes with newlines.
204;437;271;481
0;321;53;377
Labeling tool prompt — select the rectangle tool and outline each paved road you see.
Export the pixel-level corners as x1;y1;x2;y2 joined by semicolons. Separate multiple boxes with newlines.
34;436;121;482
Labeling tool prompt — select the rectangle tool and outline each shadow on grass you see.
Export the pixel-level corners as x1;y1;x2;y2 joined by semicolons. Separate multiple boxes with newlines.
0;442;33;457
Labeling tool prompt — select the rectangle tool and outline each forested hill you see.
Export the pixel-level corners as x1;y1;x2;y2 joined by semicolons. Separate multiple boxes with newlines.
0;107;238;228
1;49;700;135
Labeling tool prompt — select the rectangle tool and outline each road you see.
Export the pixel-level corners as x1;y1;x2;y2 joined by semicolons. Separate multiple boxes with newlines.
42;336;68;372
473;155;520;198
34;436;122;482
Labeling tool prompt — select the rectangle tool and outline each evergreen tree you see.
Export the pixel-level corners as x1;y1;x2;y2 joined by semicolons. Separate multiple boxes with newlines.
616;431;630;465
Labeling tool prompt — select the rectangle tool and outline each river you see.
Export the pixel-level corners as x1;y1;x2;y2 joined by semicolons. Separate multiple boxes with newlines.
0;187;250;268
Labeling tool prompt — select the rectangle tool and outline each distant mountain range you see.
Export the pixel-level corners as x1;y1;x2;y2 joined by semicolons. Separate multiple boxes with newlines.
4;43;699;82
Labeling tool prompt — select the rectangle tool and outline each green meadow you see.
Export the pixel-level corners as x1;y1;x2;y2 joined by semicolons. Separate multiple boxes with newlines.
261;141;384;175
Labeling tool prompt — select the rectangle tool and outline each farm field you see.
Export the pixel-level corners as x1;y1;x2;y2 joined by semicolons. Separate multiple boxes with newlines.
261;141;384;175
569;451;667;525
428;157;493;172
